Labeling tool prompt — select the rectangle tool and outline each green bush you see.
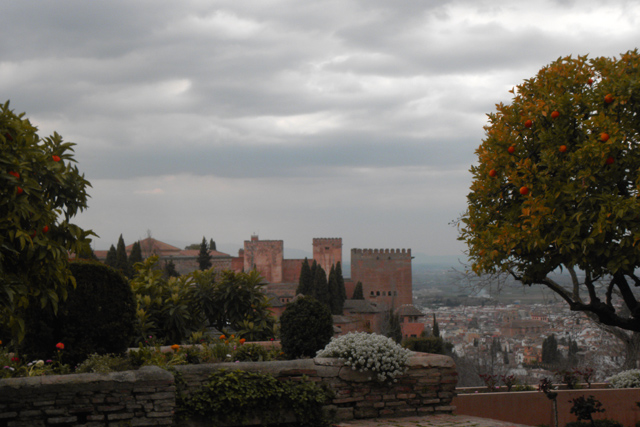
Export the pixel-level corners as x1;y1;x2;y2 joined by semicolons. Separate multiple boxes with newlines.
234;343;269;362
177;369;333;426
403;336;451;354
280;296;333;359
20;261;136;366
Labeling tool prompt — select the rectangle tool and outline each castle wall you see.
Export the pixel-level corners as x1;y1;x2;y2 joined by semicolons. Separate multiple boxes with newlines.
282;258;305;283
350;248;413;311
312;237;343;274
243;236;283;283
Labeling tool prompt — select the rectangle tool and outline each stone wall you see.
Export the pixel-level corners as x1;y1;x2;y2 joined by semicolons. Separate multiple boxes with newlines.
174;352;457;423
0;366;174;427
0;352;456;426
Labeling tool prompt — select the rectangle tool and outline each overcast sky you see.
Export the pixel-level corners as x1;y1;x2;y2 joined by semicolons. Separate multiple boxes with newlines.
2;1;639;264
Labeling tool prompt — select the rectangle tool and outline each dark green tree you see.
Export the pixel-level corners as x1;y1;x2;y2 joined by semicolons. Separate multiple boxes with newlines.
209;238;216;251
432;313;440;338
280;296;333;358
335;262;346;310
385;310;402;343
296;258;312;295
163;259;179;278
352;281;364;299
197;236;212;270
0;101;94;343
115;234;131;277
542;334;561;367
327;265;345;315
129;241;143;266
314;264;329;307
105;245;117;268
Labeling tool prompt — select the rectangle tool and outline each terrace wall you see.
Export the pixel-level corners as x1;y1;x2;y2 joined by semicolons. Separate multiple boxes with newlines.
0;352;456;426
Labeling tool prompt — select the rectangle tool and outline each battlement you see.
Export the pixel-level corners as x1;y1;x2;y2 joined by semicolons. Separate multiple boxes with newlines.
351;248;412;258
313;237;342;245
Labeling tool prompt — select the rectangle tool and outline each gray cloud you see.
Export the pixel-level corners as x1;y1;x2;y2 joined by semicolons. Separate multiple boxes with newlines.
2;0;639;258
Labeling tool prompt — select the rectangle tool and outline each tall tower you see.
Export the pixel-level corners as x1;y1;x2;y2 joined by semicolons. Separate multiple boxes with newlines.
350;248;412;310
312;238;342;274
243;235;284;283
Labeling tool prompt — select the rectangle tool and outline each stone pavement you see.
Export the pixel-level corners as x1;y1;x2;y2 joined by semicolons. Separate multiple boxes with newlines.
333;414;532;427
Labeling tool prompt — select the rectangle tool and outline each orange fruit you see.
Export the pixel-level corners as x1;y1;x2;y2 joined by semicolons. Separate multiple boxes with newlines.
559;145;567;153
601;133;609;142
606;156;615;165
508;146;515;154
524;119;533;128
551;111;560;119
52;155;61;162
588;78;594;85
604;94;614;104
489;169;497;177
519;186;530;196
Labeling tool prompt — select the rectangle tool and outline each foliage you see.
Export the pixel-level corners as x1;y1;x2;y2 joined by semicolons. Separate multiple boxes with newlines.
385;309;402;343
115;234;132;278
500;374;518;391
129;241;143;266
458;50;640;332
130;256;205;344
432;313;440;338
478;373;499;391
177;369;333;427
280;296;333;359
555;369;580;389
75;353;133;374
402;336;451;355
606;369;640;388
19;261;136;366
317;332;410;382
197;236;212;270
105;244;117;268
570;395;605;426
296;258;312;295
539;377;558;400
233;343;269;362
352;281;364;299
542;334;562;367
130;258;276;344
0;101;94;343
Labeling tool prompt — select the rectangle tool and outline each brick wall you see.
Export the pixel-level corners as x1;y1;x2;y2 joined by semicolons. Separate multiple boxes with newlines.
0;366;174;427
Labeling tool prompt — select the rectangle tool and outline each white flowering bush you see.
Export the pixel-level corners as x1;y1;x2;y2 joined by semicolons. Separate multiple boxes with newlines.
316;332;411;382
606;369;640;388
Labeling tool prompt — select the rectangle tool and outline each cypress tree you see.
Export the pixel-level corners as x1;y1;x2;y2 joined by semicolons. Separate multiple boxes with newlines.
309;261;318;298
314;264;329;307
352;281;364;299
432;313;440;338
105;245;117;268
335;262;346;306
327;265;339;315
163;260;179;278
115;234;131;277
386;310;402;343
197;236;212;270
129;241;143;267
296;258;312;295
209;238;216;251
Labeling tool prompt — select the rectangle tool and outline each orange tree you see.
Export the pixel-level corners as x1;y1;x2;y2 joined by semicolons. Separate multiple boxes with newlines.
458;50;640;332
0;101;94;343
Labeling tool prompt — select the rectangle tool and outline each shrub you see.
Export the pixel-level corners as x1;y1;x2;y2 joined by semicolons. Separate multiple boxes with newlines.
317;332;410;382
606;369;640;388
234;343;269;362
177;369;333;426
280;296;333;359
403;336;449;354
75;353;133;374
20;261;136;366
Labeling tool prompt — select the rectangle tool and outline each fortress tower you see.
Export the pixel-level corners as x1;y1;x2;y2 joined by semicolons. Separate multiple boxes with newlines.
312;238;343;274
243;235;283;283
350;248;413;311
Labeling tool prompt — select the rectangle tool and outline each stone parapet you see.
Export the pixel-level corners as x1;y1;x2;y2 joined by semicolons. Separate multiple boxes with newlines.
0;352;456;426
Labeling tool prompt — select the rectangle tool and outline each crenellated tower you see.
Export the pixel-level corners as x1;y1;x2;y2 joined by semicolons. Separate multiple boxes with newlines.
312;238;343;274
243;235;283;283
350;248;413;310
